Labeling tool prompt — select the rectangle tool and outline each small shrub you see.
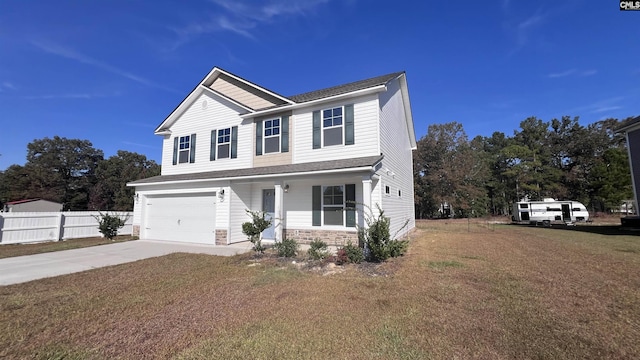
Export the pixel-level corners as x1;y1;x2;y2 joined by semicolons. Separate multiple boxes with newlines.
307;239;329;260
388;239;409;258
274;237;298;258
94;212;128;240
342;242;364;264
359;204;409;262
334;248;349;265
241;210;271;254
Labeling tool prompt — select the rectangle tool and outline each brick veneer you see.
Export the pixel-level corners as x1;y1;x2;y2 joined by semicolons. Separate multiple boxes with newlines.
132;225;140;237
284;228;358;246
215;229;227;245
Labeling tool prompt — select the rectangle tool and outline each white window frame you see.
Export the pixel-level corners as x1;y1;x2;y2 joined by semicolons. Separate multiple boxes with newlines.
178;135;190;164
322;185;345;226
217;128;231;159
321;106;344;147
263;118;281;154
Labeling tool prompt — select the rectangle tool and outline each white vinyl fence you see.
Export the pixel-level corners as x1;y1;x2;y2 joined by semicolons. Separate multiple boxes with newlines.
0;211;133;245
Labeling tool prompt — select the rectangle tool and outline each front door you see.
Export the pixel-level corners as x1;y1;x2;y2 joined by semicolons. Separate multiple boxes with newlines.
262;189;275;240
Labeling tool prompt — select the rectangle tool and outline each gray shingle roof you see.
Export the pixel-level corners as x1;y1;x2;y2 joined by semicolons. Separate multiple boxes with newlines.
288;71;404;103
616;115;640;132
130;155;384;185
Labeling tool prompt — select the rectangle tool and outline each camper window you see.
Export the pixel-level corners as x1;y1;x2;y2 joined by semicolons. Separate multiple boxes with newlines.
519;204;529;209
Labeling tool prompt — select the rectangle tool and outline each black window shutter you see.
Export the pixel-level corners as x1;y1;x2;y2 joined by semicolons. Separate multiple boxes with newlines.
345;104;354;145
256;120;263;156
231;126;238;159
172;137;178;165
210;129;216;161
312;185;321;226
281;115;289;153
345;184;356;227
189;133;196;163
312;111;321;149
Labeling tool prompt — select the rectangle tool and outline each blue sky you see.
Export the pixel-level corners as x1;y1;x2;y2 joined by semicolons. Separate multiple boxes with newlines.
1;0;638;169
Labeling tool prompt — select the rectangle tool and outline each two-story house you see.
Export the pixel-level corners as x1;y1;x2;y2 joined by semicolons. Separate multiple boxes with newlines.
128;67;416;245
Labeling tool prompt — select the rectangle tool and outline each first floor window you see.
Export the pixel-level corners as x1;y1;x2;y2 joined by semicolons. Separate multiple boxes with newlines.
323;185;344;225
312;184;355;227
217;128;231;158
178;136;190;163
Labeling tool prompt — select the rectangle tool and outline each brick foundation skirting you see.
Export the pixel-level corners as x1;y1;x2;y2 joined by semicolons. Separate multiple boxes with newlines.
132;225;140;237
283;228;358;246
215;229;228;245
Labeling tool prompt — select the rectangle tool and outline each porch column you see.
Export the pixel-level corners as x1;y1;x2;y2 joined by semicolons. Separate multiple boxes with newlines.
274;183;283;242
361;176;372;227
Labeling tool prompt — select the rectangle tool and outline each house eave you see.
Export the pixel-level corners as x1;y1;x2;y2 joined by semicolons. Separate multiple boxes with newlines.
128;166;376;187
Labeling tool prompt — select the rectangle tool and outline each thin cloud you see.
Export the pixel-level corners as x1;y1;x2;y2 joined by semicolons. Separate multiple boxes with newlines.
505;9;548;56
580;69;597;77
547;68;597;78
591;106;622;114
548;69;576;78
169;0;330;47
31;40;179;93
121;141;158;149
0;82;16;91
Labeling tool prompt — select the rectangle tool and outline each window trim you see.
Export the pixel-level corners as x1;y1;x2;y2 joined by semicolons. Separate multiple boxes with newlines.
263;117;281;154
178;135;191;164
217;128;231;159
322;185;345;226
321;106;344;147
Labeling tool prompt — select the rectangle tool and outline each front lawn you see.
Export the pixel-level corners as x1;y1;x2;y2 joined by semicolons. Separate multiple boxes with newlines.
0;236;135;259
1;220;638;359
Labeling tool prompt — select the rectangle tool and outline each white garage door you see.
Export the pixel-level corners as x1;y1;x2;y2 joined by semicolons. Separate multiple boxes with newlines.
145;193;216;244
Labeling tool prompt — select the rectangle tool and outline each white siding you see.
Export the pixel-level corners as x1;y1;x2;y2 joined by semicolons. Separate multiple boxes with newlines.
161;92;252;176
292;95;380;164
281;177;364;230
378;78;416;237
229;183;253;244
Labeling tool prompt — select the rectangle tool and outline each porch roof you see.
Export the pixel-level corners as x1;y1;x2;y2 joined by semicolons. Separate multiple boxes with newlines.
129;155;383;186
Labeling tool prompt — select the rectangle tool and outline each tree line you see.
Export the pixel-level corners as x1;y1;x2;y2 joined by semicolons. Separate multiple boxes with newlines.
0;136;160;211
414;116;633;218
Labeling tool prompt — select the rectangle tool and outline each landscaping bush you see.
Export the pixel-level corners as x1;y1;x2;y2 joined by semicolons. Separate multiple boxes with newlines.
241;210;271;254
94;212;128;240
274;237;298;258
359;205;409;262
334;248;349;265
342;242;364;264
307;239;329;260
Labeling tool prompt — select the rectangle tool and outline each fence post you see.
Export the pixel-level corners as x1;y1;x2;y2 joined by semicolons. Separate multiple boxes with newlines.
56;213;65;241
0;214;4;244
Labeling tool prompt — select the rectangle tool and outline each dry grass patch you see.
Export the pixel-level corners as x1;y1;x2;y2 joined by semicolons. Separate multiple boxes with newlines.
0;235;135;259
1;220;638;359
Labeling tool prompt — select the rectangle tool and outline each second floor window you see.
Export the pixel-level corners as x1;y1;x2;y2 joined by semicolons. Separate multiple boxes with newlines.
264;118;280;153
178;136;190;163
322;107;343;146
217;128;231;159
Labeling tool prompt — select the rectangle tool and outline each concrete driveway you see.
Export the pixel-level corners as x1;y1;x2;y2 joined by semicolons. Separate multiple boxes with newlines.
0;240;252;286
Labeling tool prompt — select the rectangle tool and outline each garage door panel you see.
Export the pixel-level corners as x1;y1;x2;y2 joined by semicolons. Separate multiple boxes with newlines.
145;194;216;244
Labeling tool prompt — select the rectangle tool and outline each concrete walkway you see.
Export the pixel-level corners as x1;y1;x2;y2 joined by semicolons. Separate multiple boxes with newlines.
0;240;253;286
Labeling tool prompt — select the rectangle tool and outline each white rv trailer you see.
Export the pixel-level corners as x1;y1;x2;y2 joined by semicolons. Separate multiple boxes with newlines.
512;198;589;225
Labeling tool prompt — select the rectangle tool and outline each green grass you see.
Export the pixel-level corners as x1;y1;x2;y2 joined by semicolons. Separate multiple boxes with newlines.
1;221;638;359
0;236;135;259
